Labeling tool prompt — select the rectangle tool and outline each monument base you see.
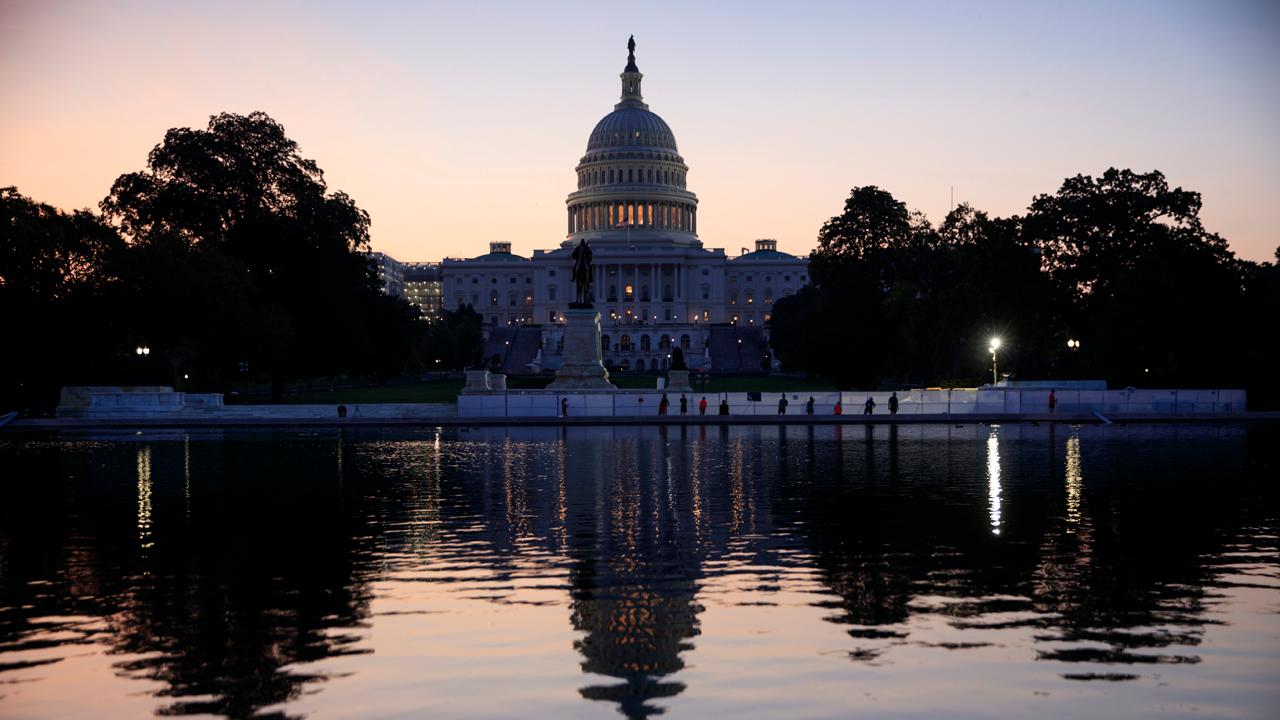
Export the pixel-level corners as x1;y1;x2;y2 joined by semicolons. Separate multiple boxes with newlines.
547;308;614;390
666;369;693;392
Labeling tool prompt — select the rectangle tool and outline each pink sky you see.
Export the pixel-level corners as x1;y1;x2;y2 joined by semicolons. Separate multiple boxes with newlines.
2;1;1277;262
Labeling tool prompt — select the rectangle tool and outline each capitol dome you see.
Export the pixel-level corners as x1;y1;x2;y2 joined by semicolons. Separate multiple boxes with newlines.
587;107;678;152
564;36;700;248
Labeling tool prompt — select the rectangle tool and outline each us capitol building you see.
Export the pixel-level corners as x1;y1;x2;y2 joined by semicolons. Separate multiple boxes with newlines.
389;38;808;374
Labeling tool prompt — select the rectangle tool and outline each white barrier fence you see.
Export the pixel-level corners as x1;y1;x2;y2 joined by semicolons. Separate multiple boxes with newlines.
459;388;1247;418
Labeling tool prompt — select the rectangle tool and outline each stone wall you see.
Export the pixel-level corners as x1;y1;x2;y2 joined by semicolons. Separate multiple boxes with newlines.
458;388;1248;418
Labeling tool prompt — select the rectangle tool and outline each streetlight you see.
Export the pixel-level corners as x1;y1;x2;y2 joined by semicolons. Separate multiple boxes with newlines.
988;337;1001;385
1067;339;1081;350
135;346;150;356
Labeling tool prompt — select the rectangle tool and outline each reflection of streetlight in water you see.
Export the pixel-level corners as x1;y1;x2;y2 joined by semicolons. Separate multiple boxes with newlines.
137;446;153;551
986;427;1002;535
1065;434;1082;527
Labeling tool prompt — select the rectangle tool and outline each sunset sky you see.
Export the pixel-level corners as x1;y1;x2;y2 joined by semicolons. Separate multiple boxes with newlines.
2;0;1277;262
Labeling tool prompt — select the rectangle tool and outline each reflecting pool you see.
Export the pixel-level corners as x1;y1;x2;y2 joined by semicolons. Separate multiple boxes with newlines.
0;423;1277;719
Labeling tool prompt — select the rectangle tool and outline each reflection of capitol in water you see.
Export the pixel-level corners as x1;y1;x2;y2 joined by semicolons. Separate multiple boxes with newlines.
0;424;1272;719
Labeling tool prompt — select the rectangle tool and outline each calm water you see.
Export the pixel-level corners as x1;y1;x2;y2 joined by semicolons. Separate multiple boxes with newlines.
0;423;1277;719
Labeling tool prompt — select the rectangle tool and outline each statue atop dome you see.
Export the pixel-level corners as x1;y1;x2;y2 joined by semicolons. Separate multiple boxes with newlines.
626;35;637;71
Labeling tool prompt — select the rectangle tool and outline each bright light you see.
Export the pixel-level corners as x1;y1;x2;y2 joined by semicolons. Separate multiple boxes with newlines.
989;338;1001;351
135;346;150;356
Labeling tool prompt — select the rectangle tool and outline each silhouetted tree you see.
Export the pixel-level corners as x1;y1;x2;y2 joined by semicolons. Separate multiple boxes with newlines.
100;112;421;398
420;305;484;370
770;172;1275;403
0;188;126;411
1023;168;1247;387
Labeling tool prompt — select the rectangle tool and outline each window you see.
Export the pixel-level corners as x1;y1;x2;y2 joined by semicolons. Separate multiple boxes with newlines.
620;335;632;351
746;293;754;304
664;308;673;321
680;334;690;349
471;277;478;285
456;294;465;307
489;290;499;307
640;335;651;351
659;334;671;350
636;359;645;371
640;285;650;302
729;292;738;305
472;293;480;306
702;309;709;321
701;284;710;300
549;310;557;323
764;288;773;304
549;285;557;300
549;269;556;277
510;277;517;284
601;335;611;352
508;291;517;307
702;268;709;276
491;277;497;284
524;292;533;306
525;277;531;284
624;283;634;301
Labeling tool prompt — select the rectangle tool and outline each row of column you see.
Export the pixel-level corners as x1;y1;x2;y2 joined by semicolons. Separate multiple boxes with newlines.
593;262;683;312
568;201;696;234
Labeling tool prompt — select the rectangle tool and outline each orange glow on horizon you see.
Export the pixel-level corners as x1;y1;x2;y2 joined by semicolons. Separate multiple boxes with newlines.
2;2;1277;263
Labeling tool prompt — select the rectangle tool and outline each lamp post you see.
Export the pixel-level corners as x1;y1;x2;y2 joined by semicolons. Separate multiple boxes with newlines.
134;345;150;385
988;338;1001;386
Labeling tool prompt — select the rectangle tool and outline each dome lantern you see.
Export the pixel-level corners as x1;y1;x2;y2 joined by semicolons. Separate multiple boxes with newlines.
618;35;646;109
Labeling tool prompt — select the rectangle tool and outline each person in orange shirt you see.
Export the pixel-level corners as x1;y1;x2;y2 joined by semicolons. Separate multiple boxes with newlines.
834;400;843;415
698;397;708;415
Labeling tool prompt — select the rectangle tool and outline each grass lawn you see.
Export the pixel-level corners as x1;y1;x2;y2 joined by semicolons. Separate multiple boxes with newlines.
281;379;464;404
255;375;835;405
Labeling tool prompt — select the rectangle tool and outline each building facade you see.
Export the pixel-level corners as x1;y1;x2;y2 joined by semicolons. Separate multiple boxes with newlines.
441;39;808;373
367;253;444;321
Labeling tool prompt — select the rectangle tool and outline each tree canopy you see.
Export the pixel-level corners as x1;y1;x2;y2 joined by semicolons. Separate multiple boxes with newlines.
770;171;1277;404
1;112;480;413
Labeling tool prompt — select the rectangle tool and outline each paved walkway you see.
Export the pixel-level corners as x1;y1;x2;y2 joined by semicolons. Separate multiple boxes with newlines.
5;412;1277;430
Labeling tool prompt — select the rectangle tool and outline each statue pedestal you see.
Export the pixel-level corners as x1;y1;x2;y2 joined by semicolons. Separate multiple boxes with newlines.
666;369;693;392
547;308;614;390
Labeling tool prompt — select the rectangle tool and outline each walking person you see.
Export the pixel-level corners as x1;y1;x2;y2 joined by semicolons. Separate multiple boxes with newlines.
719;398;730;415
698;396;708;416
561;397;568;417
680;394;688;415
659;393;669;416
778;394;789;415
1048;389;1057;414
834;400;843;415
863;396;876;415
805;396;815;415
888;391;899;415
